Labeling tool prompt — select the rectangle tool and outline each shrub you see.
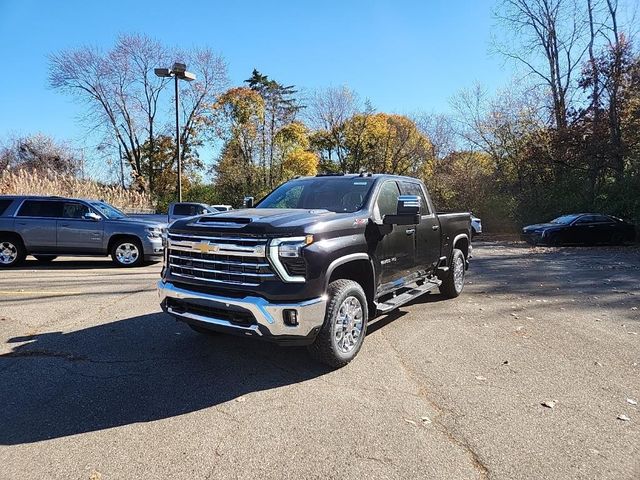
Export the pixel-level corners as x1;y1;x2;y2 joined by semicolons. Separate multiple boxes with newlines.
0;169;153;213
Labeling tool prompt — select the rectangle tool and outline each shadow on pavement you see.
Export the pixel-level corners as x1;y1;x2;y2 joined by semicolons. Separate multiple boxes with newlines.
10;258;161;271
0;312;331;445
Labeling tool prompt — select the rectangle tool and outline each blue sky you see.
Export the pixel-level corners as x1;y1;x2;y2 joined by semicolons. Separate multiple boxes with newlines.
0;0;510;162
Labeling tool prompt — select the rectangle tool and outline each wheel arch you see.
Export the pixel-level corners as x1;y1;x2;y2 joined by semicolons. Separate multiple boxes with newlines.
325;253;376;314
107;233;144;255
0;231;25;247
452;233;470;259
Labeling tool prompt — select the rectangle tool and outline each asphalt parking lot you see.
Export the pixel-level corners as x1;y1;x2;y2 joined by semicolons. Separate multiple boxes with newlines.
1;241;639;480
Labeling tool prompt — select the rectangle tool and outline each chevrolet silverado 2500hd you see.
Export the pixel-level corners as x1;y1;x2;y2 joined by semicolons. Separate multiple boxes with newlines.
158;173;472;367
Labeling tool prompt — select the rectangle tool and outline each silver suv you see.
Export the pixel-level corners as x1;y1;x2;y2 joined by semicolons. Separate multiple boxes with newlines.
0;196;165;268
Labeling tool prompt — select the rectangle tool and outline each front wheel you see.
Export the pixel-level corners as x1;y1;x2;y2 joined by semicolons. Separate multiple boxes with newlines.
111;238;144;267
438;248;465;299
307;279;368;368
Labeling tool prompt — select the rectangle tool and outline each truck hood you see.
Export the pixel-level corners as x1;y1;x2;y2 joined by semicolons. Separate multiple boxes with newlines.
169;208;352;236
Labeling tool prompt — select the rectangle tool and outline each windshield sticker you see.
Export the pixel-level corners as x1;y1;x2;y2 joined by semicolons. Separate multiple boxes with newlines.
353;181;368;186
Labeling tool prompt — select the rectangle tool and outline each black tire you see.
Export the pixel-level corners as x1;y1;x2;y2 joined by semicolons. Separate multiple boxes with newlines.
610;233;623;245
307;279;368;368
110;237;144;267
546;233;559;246
34;255;57;263
0;236;26;268
188;324;219;336
438;248;465;299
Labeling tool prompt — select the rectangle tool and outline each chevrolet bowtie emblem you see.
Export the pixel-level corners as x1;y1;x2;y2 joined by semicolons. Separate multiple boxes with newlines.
195;241;219;253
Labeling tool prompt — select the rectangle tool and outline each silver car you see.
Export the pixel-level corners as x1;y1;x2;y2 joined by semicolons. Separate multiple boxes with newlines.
0;195;164;267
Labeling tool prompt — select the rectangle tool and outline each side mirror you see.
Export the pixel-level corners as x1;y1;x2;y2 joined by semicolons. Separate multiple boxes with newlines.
243;196;254;208
84;212;102;221
383;195;421;225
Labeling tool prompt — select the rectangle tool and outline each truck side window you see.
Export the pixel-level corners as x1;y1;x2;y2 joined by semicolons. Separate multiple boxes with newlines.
375;181;400;218
62;202;90;219
400;181;430;215
16;200;64;218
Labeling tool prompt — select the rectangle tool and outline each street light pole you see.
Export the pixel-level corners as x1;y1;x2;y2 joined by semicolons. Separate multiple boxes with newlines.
174;74;182;202
154;62;196;203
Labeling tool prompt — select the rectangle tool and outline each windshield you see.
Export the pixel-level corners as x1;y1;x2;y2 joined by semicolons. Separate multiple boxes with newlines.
256;177;375;213
550;214;580;224
90;201;127;219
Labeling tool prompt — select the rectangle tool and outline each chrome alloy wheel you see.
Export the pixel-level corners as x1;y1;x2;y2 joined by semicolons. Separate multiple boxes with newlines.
115;242;140;265
0;241;18;265
333;296;364;354
453;254;465;292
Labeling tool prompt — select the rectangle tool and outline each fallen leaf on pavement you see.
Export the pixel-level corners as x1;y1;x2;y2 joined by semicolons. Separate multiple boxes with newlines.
541;400;557;409
617;414;631;421
627;398;638;405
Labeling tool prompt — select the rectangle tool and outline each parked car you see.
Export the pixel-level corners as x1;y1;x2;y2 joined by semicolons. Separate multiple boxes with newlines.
521;213;636;246
0;195;165;267
471;214;482;237
129;202;220;224
158;173;472;367
210;204;233;212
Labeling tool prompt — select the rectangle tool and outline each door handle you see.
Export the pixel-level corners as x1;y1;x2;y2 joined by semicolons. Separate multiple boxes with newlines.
432;225;440;231
405;228;415;235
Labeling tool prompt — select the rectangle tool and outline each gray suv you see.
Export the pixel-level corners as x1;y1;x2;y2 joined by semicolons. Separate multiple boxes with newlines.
0;195;165;268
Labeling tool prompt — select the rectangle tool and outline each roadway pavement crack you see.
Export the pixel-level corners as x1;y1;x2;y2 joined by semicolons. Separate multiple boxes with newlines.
380;331;490;479
1;349;87;362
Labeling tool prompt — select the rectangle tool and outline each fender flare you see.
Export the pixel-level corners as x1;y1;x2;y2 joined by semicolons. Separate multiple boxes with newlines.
324;253;375;290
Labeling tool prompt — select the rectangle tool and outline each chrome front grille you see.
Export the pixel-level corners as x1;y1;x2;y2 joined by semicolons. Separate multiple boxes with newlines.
167;233;274;287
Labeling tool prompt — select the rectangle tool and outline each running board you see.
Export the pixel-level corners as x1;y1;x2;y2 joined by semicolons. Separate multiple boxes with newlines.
376;280;441;314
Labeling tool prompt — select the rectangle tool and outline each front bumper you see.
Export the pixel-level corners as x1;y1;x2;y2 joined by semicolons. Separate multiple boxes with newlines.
157;280;327;345
521;232;543;245
143;237;164;260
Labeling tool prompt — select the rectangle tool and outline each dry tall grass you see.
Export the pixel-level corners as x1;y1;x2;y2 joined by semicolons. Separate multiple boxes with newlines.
0;169;154;212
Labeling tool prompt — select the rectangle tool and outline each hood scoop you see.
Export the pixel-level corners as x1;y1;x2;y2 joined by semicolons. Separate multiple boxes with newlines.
196;216;252;224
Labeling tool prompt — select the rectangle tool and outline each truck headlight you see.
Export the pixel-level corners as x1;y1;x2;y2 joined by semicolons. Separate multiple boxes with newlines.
146;227;162;239
278;235;314;257
268;236;313;282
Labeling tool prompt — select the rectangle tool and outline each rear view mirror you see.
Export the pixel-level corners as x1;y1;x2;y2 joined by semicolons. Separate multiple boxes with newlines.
243;196;254;208
383;195;421;225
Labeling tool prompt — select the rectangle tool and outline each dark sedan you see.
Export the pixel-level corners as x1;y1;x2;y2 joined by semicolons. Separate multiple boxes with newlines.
521;213;636;246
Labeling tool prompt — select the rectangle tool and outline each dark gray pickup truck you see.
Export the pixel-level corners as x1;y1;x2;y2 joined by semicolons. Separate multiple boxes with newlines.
158;173;472;367
0;195;165;267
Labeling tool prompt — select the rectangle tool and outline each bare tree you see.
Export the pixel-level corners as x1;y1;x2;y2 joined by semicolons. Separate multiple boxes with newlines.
49;34;228;192
306;86;362;166
495;0;588;129
414;112;457;161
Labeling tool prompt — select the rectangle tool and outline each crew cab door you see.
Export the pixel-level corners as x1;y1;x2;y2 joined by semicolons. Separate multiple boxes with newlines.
373;180;416;288
57;201;104;253
400;180;441;271
14;199;62;252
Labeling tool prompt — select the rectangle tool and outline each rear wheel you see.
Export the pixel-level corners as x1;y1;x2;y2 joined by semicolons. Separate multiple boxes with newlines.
34;255;57;263
0;237;26;268
308;279;368;368
111;238;144;267
438;248;465;299
610;232;624;245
